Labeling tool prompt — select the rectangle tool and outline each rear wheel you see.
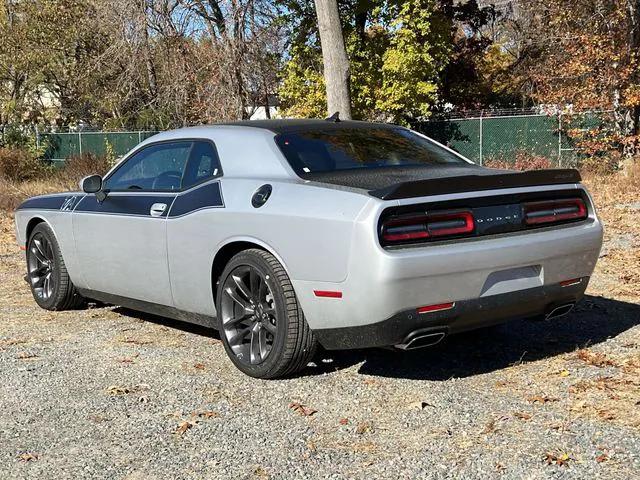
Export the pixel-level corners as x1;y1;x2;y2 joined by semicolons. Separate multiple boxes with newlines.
26;223;84;310
216;249;317;379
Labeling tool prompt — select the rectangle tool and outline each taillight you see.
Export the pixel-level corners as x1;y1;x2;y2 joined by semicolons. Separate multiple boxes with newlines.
381;210;474;244
523;198;587;226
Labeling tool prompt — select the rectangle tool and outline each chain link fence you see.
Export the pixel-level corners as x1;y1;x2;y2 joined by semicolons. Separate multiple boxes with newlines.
36;130;159;166
415;111;606;167
32;111;606;167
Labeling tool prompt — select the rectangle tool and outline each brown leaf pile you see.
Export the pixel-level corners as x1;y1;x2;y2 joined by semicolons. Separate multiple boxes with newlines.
576;349;617;368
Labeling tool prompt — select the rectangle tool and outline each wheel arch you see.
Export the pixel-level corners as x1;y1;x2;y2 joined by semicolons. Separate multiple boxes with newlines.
25;216;49;242
211;238;291;300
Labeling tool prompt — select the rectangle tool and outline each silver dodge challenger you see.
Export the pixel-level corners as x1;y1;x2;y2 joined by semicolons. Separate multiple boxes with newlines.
15;119;604;378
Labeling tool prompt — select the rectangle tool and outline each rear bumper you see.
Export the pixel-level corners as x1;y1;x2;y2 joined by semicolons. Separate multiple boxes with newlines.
314;279;588;349
294;215;602;331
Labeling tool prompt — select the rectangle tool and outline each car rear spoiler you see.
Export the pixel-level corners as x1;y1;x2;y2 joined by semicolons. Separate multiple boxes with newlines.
369;169;582;200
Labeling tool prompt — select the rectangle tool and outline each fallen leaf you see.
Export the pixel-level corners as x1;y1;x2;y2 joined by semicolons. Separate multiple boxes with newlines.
253;466;269;479
105;384;148;396
15;352;37;360
289;402;317;417
559;369;571;377
482;419;500;434
597;409;616;420
595;453;609;463
117;353;139;364
106;385;130;396
193;410;218;419
528;394;558;404
356;421;372;435
513;411;532;421
544;451;571;467
1;338;27;348
17;453;38;462
339;418;349;425
174;420;196;435
193;362;206;370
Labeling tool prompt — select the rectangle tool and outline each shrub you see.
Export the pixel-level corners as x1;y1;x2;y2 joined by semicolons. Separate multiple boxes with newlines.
0;147;49;182
60;153;112;181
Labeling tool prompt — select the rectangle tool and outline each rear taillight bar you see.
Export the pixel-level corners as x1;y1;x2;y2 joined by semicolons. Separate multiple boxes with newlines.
523;198;587;226
381;210;474;244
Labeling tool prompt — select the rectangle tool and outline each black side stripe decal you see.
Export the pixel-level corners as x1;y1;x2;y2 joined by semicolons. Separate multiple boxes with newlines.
72;181;223;217
17;194;79;211
167;182;223;217
17;182;224;218
75;194;176;217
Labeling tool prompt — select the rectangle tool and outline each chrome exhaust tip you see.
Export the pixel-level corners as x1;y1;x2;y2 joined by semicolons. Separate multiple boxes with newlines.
545;303;575;320
395;331;446;350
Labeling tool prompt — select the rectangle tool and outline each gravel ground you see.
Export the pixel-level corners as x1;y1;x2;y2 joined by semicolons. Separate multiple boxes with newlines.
1;213;639;479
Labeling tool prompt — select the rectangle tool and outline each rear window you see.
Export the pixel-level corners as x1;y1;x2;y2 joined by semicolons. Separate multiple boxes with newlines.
275;127;466;175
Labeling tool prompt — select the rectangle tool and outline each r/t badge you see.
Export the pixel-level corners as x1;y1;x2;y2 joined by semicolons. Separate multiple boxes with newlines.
61;196;78;211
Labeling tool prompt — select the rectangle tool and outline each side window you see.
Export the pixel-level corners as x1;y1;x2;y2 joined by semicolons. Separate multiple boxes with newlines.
104;142;192;191
181;141;222;189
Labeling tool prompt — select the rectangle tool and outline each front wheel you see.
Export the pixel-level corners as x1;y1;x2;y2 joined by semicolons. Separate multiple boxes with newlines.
216;249;317;379
26;223;84;310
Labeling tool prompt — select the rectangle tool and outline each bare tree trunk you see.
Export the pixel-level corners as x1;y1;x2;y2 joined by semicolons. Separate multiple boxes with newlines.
627;0;640;149
314;0;352;119
139;1;157;100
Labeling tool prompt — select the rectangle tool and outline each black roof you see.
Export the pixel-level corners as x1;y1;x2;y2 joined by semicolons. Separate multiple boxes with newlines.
218;119;400;134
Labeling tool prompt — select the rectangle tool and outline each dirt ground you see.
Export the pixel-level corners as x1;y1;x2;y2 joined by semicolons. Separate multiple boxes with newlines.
0;173;638;479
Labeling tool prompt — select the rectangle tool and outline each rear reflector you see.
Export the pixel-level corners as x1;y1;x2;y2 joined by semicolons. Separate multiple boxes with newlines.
523;198;587;225
314;290;343;298
382;210;474;244
417;302;455;314
560;278;582;287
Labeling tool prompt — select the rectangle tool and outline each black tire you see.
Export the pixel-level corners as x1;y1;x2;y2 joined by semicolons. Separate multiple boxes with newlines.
26;223;85;311
216;249;317;379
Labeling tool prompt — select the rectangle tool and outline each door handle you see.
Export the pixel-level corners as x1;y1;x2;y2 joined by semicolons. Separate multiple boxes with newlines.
150;203;167;217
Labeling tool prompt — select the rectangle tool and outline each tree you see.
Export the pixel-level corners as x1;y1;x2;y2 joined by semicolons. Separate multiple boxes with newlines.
279;0;500;123
508;0;640;156
313;0;352;118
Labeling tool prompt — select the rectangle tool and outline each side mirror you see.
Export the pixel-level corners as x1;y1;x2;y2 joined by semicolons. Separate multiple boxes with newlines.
80;175;103;194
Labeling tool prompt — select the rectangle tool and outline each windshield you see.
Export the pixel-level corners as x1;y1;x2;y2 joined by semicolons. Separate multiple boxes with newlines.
274;126;467;175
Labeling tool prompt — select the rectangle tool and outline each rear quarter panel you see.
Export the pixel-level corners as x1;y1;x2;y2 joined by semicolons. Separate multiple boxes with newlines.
166;178;371;316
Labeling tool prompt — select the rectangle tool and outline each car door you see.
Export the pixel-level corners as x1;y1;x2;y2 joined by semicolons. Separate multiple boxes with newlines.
166;140;224;317
72;140;193;306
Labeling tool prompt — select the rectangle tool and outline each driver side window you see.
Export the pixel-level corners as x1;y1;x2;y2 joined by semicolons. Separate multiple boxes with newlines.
105;141;192;192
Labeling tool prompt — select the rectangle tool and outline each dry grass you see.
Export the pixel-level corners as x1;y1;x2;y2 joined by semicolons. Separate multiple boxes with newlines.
582;161;640;303
0;152;111;211
582;160;640;206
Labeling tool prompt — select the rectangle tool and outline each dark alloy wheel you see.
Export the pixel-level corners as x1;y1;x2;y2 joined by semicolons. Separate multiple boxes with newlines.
26;223;84;310
220;265;278;365
216;249;317;379
27;231;56;301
